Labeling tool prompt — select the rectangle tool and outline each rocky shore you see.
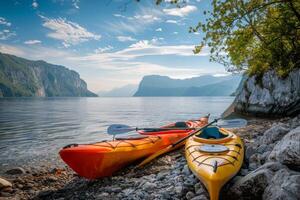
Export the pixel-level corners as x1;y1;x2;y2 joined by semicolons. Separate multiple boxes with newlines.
1;115;300;200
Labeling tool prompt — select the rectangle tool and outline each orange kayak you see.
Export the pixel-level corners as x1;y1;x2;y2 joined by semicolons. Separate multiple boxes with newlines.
59;117;208;179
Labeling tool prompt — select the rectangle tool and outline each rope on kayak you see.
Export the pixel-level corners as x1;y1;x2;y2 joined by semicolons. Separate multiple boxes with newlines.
187;143;242;171
86;136;162;149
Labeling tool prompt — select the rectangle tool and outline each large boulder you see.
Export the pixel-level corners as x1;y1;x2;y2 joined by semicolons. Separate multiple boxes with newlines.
263;168;300;200
227;162;286;199
259;123;290;145
232;69;300;117
228;168;273;199
268;126;300;167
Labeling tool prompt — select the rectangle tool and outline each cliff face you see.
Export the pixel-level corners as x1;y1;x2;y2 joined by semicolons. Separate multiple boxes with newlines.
134;75;241;96
232;69;300;117
0;53;97;97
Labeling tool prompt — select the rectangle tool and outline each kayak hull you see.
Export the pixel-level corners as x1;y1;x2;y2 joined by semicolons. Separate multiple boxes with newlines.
185;127;244;200
60;118;208;179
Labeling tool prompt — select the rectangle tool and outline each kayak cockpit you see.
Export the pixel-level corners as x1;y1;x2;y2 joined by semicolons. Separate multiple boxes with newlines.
197;127;228;139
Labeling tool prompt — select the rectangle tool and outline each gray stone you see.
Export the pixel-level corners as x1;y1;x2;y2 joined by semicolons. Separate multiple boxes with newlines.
5;167;26;175
190;194;208;200
268;126;300;166
175;185;183;194
183;164;191;175
123;188;134;196
186;191;195;200
260;124;290;145
0;177;12;189
110;186;122;193
263;168;300;200
142;182;156;190
229;168;273;199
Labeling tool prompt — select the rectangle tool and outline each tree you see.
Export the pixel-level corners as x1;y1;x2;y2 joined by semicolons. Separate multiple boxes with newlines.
190;0;300;77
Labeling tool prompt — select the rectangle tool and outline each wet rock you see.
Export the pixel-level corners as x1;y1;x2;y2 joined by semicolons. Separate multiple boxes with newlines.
5;167;26;175
260;124;290;145
0;177;12;189
186;191;195;200
268;126;300;167
263;168;300;200
229;168;273;199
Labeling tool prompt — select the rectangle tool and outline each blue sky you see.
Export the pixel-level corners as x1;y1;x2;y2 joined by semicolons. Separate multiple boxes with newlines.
0;0;228;92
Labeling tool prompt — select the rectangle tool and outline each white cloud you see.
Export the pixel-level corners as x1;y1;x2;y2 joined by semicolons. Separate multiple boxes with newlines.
173;31;178;34
0;29;16;40
133;14;161;23
155;28;162;32
24;40;42;45
32;0;38;9
163;5;197;17
106;6;163;34
166;20;178;24
40;16;101;47
94;45;113;53
117;36;136;42
0;17;11;26
193;32;200;35
113;14;126;18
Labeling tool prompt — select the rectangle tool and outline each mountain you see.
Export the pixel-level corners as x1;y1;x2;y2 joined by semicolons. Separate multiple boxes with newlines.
134;75;241;96
98;84;138;97
0;52;97;97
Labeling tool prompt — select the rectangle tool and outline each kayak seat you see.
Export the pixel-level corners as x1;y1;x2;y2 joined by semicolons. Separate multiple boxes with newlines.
174;122;188;128
197;127;227;139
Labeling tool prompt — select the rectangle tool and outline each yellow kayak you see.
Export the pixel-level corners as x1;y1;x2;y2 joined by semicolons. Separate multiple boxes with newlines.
185;126;244;200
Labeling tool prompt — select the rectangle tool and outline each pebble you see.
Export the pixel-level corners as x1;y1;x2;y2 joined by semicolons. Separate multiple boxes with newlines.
0;177;12;189
186;191;195;199
5;167;26;175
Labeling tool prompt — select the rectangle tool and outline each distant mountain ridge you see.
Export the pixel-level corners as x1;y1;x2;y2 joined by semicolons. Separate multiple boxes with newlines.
0;52;97;97
98;84;138;97
134;75;241;96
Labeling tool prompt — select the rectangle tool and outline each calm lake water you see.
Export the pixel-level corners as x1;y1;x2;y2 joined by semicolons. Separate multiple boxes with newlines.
0;97;234;168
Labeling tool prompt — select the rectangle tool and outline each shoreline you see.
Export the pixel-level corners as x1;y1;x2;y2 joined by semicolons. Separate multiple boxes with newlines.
1;116;299;200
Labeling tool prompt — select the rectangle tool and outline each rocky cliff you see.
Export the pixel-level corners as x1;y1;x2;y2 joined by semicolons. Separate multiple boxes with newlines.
0;52;97;97
231;69;300;117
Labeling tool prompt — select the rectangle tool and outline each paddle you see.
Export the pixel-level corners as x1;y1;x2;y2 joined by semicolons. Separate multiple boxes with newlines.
136;118;247;167
107;124;195;135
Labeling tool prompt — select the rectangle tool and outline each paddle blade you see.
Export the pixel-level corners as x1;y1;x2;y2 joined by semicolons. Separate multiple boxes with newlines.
107;124;136;135
137;145;173;167
217;118;247;128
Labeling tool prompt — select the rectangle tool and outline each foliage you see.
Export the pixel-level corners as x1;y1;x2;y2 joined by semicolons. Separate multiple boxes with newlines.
190;0;300;77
